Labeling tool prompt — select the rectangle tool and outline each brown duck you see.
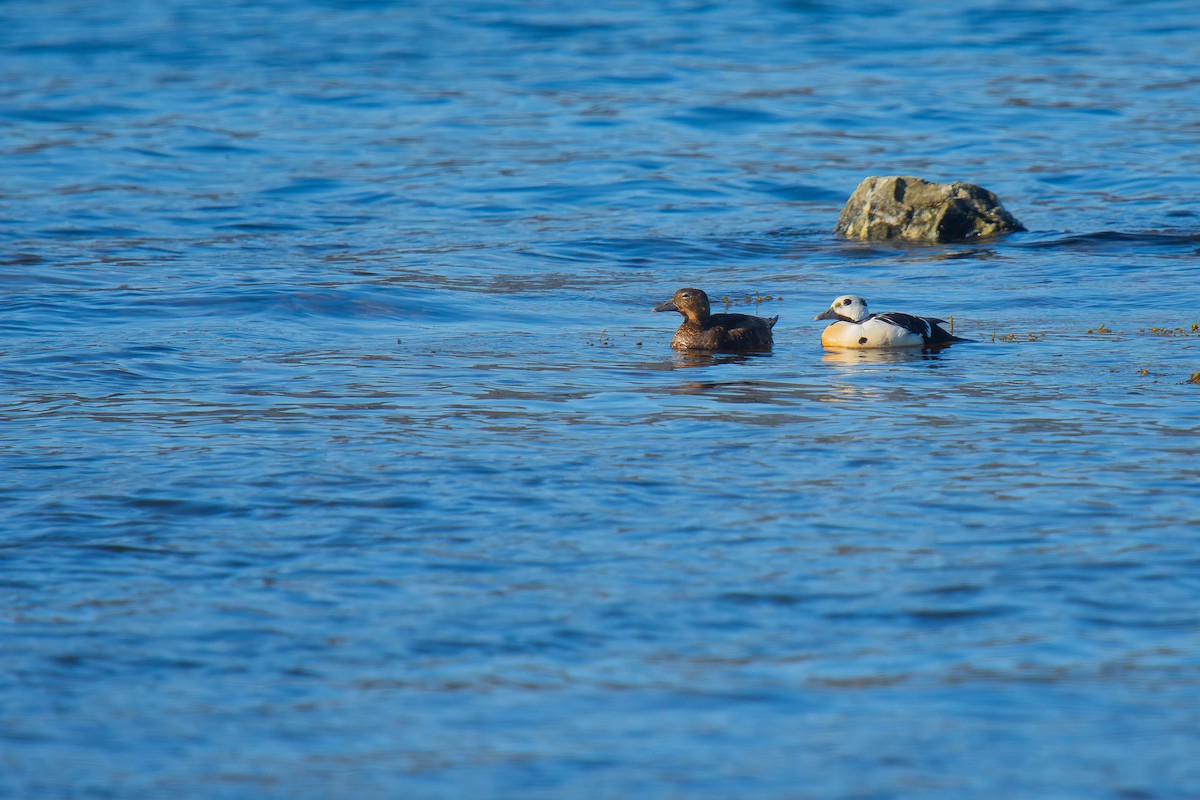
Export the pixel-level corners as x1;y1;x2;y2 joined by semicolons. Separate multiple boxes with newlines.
652;288;777;351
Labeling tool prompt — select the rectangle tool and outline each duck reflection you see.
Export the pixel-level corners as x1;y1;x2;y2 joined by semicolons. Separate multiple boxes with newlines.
820;347;954;366
669;350;774;369
816;344;960;404
652;351;785;401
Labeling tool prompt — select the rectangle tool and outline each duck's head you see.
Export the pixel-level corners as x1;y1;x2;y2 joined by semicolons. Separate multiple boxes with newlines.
653;287;711;323
815;295;869;323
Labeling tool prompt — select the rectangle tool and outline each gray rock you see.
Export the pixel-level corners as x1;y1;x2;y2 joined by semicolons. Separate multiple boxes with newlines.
834;175;1025;243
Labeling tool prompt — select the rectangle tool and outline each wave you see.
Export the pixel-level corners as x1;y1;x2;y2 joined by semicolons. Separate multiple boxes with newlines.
1015;230;1200;251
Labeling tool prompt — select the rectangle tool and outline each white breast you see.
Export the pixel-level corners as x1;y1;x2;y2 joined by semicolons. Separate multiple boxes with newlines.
820;318;927;348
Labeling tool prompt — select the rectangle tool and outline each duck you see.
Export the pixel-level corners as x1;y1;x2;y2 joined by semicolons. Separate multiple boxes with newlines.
814;295;968;348
653;288;777;351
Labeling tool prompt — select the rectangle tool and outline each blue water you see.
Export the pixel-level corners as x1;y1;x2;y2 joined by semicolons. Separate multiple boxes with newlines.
3;1;1200;797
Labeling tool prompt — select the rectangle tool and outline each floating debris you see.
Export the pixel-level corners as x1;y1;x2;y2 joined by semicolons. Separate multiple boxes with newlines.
991;331;1045;343
587;329;613;347
723;292;781;309
1143;326;1192;337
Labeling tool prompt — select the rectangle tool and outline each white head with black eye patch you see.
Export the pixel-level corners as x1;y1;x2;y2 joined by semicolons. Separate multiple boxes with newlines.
815;295;869;323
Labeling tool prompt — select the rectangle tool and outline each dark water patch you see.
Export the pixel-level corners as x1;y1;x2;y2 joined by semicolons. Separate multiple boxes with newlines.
259;178;348;197
39;225;146;239
1016;230;1200;251
0;104;142;124
0;253;48;266
214;221;306;233
746;180;847;203
77;543;188;556
905;606;1012;622
175;141;261;155
668;105;788;130
718;590;870;607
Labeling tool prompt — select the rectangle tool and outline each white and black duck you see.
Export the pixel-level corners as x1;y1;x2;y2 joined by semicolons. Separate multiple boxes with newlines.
814;295;968;348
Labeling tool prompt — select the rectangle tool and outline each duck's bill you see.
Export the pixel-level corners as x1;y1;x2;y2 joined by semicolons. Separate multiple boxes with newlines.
814;308;839;321
652;300;678;313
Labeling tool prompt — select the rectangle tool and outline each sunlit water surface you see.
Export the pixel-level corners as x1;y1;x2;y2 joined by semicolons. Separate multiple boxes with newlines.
2;1;1199;797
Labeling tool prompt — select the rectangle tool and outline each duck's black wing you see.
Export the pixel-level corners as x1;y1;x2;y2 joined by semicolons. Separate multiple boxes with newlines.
874;312;970;345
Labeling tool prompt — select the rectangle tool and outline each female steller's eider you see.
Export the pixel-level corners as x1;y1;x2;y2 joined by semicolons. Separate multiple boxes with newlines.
814;295;969;349
653;288;777;351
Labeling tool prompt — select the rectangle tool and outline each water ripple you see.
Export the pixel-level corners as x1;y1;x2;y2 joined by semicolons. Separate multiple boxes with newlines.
3;0;1200;798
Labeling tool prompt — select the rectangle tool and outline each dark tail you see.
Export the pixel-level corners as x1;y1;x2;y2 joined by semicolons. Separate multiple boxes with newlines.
929;323;971;345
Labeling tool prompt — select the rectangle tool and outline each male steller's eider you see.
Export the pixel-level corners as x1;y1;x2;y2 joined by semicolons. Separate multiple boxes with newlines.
814;295;969;348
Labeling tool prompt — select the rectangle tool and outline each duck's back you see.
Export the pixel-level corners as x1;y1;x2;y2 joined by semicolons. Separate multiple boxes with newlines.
672;312;776;350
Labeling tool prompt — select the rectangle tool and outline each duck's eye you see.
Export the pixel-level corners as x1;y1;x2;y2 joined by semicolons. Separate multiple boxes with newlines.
842;298;853;306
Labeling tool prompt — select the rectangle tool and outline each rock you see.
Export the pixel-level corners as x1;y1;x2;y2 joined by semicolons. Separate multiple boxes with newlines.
834;175;1025;243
